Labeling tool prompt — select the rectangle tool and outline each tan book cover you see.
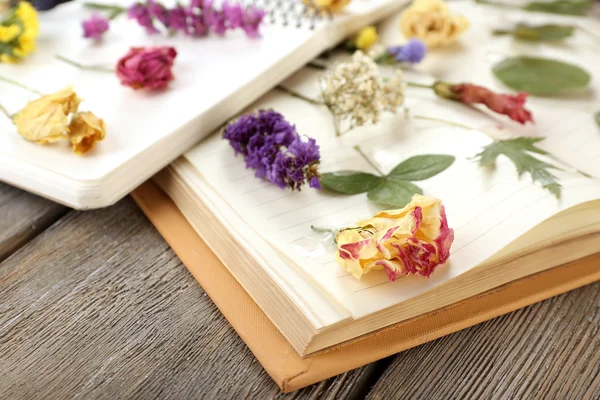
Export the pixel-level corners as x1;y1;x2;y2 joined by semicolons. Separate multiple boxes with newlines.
132;180;600;392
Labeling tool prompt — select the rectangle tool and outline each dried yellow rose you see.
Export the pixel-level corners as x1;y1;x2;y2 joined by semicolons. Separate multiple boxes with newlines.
13;87;81;144
11;86;106;155
335;195;454;281
400;0;469;48
68;111;106;155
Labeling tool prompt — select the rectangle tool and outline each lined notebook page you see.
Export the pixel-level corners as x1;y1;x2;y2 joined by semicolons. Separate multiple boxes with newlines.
185;79;600;318
184;2;600;318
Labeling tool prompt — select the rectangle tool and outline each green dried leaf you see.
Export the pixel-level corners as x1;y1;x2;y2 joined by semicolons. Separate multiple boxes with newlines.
493;56;590;95
367;178;423;208
475;137;562;198
323;153;454;207
389;154;455;181
523;0;593;15
320;171;382;194
494;23;575;41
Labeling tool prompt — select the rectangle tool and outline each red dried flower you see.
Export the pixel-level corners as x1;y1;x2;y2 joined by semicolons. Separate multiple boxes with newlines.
116;46;177;90
433;81;534;125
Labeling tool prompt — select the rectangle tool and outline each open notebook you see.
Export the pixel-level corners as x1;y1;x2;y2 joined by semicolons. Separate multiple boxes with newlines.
154;1;600;356
0;0;408;209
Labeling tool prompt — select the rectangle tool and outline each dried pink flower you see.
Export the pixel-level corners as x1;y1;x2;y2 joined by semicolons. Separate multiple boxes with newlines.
116;46;177;90
434;81;534;125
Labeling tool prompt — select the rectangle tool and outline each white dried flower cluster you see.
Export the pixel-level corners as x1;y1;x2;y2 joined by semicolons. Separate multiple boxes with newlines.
382;69;404;113
319;51;404;134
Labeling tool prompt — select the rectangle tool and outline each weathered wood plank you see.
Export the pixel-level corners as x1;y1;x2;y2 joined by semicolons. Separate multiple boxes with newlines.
0;182;68;262
0;197;377;399
367;282;600;400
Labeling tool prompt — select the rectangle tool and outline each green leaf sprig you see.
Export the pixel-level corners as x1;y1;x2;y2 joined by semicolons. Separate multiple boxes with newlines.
493;23;575;42
321;146;455;207
476;0;593;15
493;56;591;96
475;137;562;198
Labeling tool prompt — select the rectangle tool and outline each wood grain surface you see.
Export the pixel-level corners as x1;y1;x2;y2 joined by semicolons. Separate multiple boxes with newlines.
0;182;67;262
0;189;379;400
1;183;600;399
367;283;600;400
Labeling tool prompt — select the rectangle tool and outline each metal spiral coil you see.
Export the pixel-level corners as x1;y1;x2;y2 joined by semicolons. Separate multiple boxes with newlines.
244;0;333;30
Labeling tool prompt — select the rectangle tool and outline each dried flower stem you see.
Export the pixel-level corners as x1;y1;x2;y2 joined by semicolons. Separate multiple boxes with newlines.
547;153;595;179
84;2;126;19
353;145;384;176
411;114;475;131
276;85;325;105
474;0;517;10
55;55;114;73
406;81;434;90
0;75;42;95
310;225;335;234
0;104;11;119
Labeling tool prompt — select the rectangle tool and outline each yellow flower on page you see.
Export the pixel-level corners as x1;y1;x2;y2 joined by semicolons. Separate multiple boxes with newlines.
0;24;21;43
68;112;106;155
13;87;81;144
0;54;18;63
0;1;39;62
354;26;379;51
15;1;39;36
335;195;454;281
400;0;469;48
13;35;36;58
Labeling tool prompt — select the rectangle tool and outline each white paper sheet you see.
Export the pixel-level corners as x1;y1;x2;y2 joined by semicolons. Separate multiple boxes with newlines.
184;1;600;319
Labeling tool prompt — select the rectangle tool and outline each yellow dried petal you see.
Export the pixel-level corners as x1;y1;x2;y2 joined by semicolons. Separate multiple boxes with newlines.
354;26;378;51
13;34;35;57
13;87;81;144
400;0;469;48
0;24;21;42
0;54;18;63
15;2;38;28
68;111;106;155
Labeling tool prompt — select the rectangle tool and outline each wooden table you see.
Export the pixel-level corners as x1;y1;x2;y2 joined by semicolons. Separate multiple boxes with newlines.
2;181;600;399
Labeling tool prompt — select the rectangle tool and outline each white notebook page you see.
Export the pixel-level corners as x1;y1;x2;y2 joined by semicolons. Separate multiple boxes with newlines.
0;0;409;208
184;2;600;318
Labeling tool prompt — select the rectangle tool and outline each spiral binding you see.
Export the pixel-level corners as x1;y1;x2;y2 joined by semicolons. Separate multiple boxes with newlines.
244;0;332;30
12;0;331;29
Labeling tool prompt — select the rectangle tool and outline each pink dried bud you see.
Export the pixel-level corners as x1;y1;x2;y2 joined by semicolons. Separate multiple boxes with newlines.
433;81;534;125
116;46;177;90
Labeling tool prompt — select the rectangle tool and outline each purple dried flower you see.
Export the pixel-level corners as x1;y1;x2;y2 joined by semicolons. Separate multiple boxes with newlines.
223;2;244;29
387;39;427;64
167;5;189;34
187;11;210;37
126;0;265;38
127;3;159;34
147;0;169;25
208;10;227;35
190;0;211;10
223;110;321;190
241;6;265;38
82;13;109;39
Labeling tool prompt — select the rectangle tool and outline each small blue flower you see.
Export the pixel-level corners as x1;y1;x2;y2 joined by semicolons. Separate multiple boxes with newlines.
387;39;427;64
